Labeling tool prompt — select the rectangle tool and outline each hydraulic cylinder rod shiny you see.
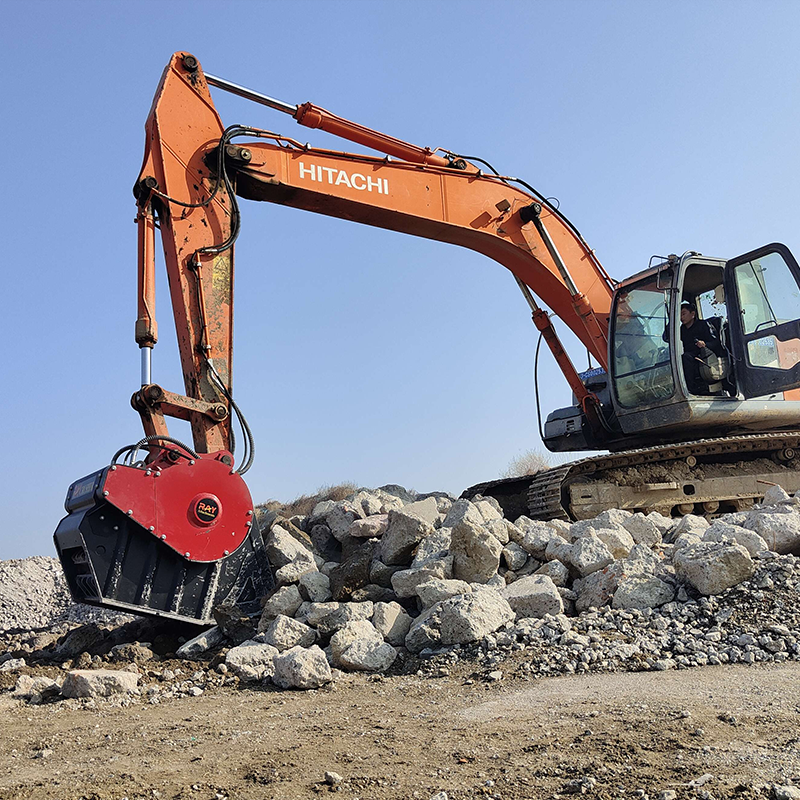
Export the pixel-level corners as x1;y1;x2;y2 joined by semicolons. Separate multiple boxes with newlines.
141;348;152;387
205;72;298;115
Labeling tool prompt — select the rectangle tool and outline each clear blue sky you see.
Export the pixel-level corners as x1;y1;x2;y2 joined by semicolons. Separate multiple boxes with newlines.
4;0;800;558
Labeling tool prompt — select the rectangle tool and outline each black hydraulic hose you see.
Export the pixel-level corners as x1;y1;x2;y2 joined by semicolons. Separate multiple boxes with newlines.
533;330;546;443
111;435;199;466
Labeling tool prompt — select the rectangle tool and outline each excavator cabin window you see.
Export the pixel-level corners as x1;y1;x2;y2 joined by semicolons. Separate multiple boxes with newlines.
680;263;733;397
612;274;674;408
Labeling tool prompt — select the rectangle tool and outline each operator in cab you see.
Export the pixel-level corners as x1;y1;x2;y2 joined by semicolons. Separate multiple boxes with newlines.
679;300;724;395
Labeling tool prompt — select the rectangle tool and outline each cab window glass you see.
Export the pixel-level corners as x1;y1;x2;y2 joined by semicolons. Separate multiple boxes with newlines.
612;275;674;408
734;252;800;335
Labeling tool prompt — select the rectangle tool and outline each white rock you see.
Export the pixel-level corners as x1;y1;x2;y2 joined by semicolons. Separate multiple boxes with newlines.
262;615;316;652
589;508;633;529
622;513;663;548
500;575;564;619
502;541;528;571
225;640;279;681
484;518;511;545
391;556;453;598
534;560;569;587
450;519;503;583
569;535;614;576
544;535;573;566
372;601;413;646
415;578;472;609
672;514;709;538
413;528;452;564
702;522;768;556
349;515;389;539
595;526;635;559
473;499;503;523
324;501;366;542
0;658;25;672
61;669;140;698
673;532;703;552
612;575;674;609
514;517;561;559
13;675;62;698
673;541;754;596
405;590;514;653
380;509;435;565
442;498;485;529
400;497;441;525
272;645;332;689
308;602;374;636
266;524;315;568
573;563;624;612
743;510;800;554
259;585;303;625
330;620;397;672
646;511;675;535
762;484;791;506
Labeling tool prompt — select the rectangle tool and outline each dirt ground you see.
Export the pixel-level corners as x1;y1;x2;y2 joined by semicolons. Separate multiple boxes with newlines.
2;657;799;800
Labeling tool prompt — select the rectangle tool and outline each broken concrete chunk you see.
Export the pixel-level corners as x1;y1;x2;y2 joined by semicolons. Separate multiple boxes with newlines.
176;626;225;659
673;541;754;596
272;645;332;689
225;640;279;681
450;519;502;583
501;575;564;619
380;510;435;565
372;601;413;646
261;615;316;652
61;669;140;698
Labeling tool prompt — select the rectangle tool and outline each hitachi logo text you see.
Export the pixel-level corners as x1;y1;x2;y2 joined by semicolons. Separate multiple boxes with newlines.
298;162;389;194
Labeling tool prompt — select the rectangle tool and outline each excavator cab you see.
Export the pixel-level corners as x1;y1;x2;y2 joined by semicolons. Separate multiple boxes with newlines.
608;243;800;442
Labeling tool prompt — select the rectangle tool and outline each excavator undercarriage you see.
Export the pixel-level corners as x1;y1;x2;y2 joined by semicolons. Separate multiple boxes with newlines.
464;432;800;522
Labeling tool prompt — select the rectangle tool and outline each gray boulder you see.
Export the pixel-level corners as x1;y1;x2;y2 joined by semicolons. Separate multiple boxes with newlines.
500;575;564;619
612;575;674;609
442;499;485;529
405;590;514;653
391;556;452;598
380;509;435;565
61;669;140;698
415;578;472;609
702;522;768;556
450;519;502;583
261;615;316;651
673;541;754;595
272;645;332;690
176;626;225;659
534;560;569;587
569;535;614;576
330;620;397;672
621;513;663;548
349;515;389;539
259;585;303;628
372;601;413;646
225;640;279;681
743;510;800;554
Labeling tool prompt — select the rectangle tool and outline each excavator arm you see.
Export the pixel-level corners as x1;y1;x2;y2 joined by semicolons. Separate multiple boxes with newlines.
133;52;615;457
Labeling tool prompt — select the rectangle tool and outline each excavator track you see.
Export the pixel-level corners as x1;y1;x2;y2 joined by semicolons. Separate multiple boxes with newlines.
463;431;800;522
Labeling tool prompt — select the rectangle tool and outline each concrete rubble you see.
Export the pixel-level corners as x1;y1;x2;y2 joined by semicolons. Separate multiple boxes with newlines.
1;483;799;701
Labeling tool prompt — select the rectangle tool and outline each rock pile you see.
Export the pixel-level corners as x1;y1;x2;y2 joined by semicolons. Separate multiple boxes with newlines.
2;483;800;698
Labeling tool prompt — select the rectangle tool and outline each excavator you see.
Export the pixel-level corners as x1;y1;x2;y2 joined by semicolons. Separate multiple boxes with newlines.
54;52;800;624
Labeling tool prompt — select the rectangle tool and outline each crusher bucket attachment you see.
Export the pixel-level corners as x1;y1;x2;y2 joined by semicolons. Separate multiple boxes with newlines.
53;444;273;626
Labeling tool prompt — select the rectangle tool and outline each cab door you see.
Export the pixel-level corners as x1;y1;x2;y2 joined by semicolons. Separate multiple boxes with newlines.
724;243;800;397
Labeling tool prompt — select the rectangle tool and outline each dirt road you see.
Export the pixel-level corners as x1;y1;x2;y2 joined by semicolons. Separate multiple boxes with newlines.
2;659;799;800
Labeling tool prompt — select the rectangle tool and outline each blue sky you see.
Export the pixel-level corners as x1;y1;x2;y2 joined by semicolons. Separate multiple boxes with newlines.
4;0;800;559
